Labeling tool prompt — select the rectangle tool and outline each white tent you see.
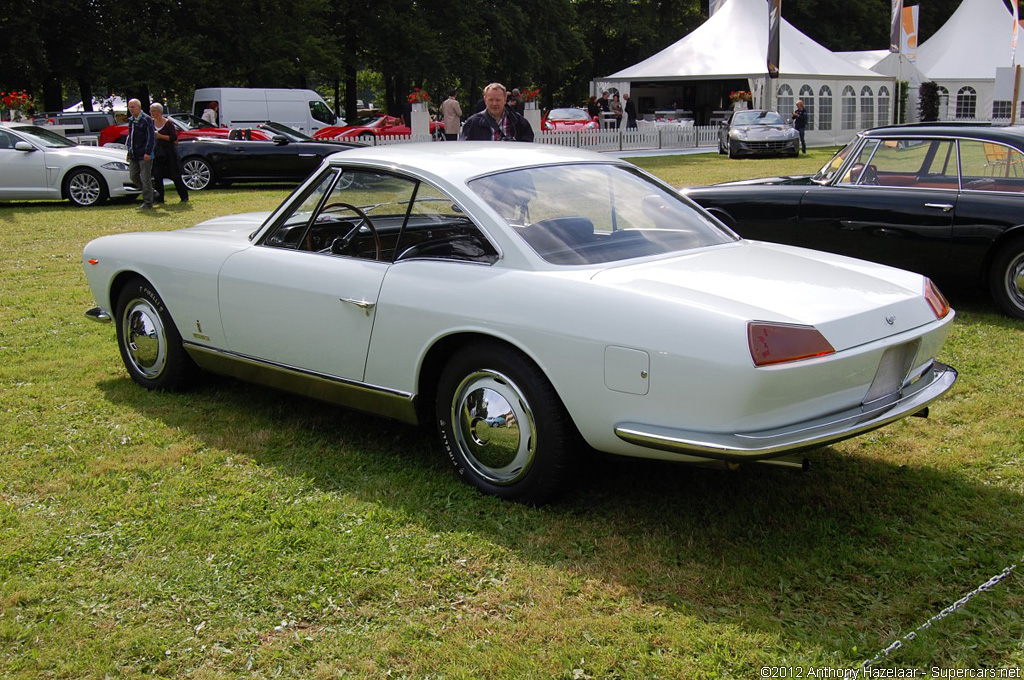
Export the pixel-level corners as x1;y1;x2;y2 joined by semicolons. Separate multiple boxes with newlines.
913;0;1014;120
600;0;894;144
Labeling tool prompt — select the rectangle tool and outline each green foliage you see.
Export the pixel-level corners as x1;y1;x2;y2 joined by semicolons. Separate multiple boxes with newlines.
919;81;941;122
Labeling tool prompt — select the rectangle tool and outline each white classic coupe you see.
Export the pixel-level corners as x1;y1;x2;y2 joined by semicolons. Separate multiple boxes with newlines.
83;143;958;502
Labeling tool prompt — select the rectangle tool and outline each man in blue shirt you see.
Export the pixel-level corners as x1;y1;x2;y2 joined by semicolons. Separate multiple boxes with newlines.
126;98;156;209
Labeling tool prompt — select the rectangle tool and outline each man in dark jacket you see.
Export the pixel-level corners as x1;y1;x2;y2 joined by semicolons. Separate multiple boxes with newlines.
126;98;156;209
459;83;534;142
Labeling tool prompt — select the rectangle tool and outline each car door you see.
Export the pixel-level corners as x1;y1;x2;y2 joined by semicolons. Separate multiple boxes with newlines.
797;138;956;277
0;130;52;199
216;167;414;382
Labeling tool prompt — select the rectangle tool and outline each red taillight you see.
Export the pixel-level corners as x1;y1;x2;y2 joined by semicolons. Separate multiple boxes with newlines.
924;278;950;319
748;322;835;367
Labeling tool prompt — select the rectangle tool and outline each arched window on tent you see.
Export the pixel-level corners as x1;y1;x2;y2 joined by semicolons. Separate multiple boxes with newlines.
799;85;815;130
777;84;794;119
956;86;977;119
860;86;875;129
878;86;891;126
937;86;950;120
842;86;857;130
818;85;833;131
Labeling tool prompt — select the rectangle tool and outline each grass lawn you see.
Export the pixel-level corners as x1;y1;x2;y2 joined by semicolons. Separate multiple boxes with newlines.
1;151;1022;678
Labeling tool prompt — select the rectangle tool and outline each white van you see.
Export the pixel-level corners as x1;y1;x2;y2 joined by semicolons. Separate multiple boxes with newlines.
192;88;338;134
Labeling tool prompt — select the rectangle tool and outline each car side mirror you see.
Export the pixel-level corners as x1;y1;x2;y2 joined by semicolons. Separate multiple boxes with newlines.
14;141;35;152
272;135;288;145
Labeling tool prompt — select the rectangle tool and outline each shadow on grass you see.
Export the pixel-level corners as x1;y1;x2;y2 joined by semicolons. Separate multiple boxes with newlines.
98;350;1024;664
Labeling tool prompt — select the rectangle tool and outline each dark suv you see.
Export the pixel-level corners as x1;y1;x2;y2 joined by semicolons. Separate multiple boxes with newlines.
33;111;117;145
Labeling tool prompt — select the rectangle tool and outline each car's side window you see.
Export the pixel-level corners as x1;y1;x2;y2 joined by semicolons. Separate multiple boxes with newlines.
0;130;17;150
959;140;1024;192
394;183;498;264
261;170;339;249
840;139;958;189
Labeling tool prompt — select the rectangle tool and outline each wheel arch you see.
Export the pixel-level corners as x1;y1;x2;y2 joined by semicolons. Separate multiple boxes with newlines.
60;165;109;201
981;225;1024;287
415;331;566;427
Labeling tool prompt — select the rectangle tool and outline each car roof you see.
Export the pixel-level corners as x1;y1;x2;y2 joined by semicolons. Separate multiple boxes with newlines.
325;142;622;184
863;123;1024;147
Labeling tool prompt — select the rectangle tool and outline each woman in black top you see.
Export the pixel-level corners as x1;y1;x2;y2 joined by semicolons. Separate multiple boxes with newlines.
149;103;189;203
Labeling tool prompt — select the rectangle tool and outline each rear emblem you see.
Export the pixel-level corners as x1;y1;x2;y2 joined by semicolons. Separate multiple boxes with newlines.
885;315;897;325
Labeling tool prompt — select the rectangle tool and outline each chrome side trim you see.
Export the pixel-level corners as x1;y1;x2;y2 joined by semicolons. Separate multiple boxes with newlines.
183;343;419;424
615;361;957;460
85;306;111;323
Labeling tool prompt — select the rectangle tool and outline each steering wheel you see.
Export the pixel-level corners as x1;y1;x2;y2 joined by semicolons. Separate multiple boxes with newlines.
858;164;880;186
317;202;381;260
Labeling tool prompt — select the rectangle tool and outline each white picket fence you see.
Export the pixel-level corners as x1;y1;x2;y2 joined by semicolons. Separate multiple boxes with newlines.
333;126;720;153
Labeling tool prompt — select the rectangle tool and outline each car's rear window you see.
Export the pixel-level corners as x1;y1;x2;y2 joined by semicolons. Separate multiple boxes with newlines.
468;163;737;265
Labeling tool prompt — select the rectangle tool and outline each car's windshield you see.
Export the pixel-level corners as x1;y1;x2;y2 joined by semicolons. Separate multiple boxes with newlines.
548;108;589;121
170;112;213;129
10;125;77;148
353;115;386;127
733;111;786;126
814;139;859;182
468;163;737;265
260;121;312;141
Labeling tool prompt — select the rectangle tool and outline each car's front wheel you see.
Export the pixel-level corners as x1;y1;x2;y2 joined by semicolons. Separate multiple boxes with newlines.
115;278;196;390
181;157;214;191
728;141;739;159
65;168;108;207
435;342;579;503
990;239;1024;319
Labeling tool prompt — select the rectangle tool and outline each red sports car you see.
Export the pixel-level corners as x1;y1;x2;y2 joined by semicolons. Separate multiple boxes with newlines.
541;107;599;131
314;114;443;141
98;113;271;147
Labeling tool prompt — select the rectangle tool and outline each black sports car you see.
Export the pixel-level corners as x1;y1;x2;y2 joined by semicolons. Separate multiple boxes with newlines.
685;123;1024;318
178;123;361;191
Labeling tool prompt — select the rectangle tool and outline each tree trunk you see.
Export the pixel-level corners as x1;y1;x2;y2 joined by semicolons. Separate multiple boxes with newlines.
345;65;357;123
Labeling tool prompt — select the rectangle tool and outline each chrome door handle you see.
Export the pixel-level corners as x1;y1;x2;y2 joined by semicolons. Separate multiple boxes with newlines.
924;203;954;212
339;297;375;316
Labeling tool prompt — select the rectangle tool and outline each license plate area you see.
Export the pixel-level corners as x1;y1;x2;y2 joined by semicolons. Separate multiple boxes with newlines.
862;340;921;410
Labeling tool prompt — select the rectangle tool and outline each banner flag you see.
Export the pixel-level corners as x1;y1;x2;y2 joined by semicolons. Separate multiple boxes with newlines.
767;0;781;78
1012;0;1020;65
710;0;728;16
890;0;903;52
901;5;919;64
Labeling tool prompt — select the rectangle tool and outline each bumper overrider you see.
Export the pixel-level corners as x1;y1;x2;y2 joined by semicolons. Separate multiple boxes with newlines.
615;360;957;461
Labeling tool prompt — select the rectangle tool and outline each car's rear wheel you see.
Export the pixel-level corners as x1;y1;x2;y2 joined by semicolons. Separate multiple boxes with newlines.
435;342;578;503
989;239;1024;319
65;168;108;207
181;157;214;191
115;278;196;390
718;138;726;155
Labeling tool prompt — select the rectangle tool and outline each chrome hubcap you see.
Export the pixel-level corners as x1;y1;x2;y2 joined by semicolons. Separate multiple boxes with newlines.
1009;252;1024;309
451;370;536;485
122;298;167;379
69;173;101;205
182;160;210;190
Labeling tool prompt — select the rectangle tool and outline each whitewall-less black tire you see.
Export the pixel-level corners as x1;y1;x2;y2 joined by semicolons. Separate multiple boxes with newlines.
436;342;579;503
115;278;196;390
990;239;1024;319
65;168;108;207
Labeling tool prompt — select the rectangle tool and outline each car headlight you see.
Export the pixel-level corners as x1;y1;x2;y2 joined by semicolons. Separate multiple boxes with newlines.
101;162;130;172
729;129;747;140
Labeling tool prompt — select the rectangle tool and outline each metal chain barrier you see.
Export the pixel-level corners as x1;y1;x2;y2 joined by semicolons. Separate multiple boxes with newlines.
859;556;1021;669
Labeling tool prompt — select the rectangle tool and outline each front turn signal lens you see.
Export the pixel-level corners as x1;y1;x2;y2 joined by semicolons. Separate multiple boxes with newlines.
748;322;835;367
924;279;950;319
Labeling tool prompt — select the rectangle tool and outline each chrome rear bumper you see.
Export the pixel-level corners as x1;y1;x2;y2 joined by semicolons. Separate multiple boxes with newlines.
615;361;957;461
